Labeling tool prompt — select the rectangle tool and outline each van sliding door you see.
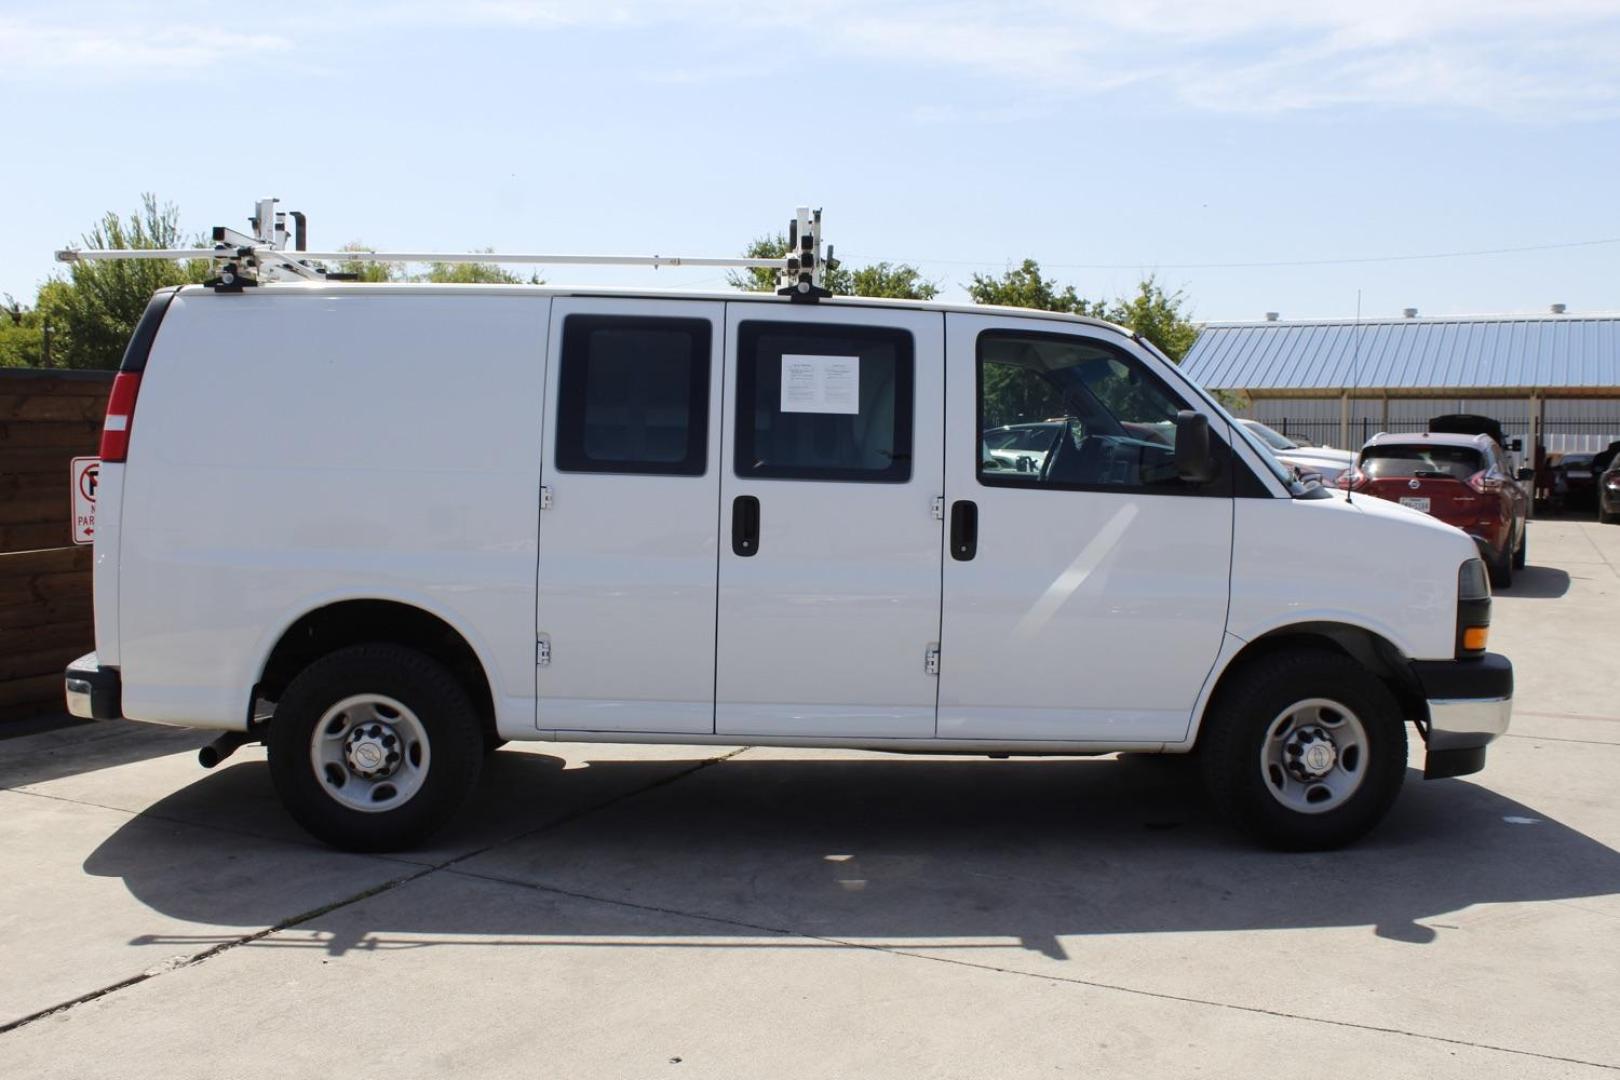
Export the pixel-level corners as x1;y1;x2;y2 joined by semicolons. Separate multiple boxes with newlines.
534;299;724;734
714;306;946;739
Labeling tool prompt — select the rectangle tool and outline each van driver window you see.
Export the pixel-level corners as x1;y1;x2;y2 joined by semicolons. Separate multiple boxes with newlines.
735;321;914;483
977;331;1206;493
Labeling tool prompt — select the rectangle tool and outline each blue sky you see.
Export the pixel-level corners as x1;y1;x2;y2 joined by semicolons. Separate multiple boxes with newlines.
3;0;1619;320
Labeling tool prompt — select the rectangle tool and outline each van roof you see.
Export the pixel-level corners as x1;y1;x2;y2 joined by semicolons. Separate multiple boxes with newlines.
175;282;1135;340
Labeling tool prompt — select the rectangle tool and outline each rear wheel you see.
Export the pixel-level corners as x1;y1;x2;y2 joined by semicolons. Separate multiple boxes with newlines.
1602;502;1620;525
268;644;484;851
1200;650;1407;850
1511;524;1527;569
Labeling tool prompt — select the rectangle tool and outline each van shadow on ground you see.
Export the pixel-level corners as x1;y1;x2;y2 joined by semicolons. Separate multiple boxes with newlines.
83;748;1620;959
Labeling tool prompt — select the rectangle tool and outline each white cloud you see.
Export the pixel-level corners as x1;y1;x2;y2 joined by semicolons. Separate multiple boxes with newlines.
5;1;1619;117
0;17;290;79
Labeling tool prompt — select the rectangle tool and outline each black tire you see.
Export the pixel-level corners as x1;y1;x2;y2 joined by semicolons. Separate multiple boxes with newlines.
268;644;484;852
1488;543;1513;588
1199;649;1407;851
1601;504;1620;525
1511;524;1527;569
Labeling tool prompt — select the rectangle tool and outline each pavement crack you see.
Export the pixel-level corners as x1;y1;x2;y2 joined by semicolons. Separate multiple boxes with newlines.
0;747;748;1038
441;869;1620;1075
1503;732;1620;747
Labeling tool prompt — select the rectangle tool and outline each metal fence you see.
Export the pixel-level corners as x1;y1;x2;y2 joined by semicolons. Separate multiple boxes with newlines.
1265;417;1618;454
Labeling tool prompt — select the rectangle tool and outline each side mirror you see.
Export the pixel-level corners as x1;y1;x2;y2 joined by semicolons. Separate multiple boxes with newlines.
1174;410;1219;483
1517;467;1535;482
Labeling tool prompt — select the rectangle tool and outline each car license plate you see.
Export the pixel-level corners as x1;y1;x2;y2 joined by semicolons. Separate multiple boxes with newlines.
1399;496;1431;513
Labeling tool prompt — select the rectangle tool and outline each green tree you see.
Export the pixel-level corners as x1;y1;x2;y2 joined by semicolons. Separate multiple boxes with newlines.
0;294;45;368
1107;274;1198;362
848;262;938;300
336;243;403;283
37;195;211;369
420;250;539;285
726;235;934;299
334;246;541;284
966;263;1199;363
966;259;1103;317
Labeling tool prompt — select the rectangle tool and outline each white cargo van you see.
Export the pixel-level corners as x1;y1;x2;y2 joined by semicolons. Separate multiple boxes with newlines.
62;256;1512;852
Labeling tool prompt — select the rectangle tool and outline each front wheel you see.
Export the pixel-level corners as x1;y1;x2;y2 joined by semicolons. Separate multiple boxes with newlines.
1512;524;1527;569
1200;650;1407;850
268;644;484;851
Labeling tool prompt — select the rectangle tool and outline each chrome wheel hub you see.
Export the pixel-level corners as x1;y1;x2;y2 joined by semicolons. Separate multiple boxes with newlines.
1282;724;1338;782
343;723;401;780
309;694;431;813
1260;698;1369;815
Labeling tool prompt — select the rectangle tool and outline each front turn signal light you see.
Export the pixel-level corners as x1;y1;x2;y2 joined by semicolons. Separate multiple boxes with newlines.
1462;626;1490;652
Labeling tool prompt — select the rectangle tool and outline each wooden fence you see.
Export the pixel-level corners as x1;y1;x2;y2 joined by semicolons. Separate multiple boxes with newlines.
1;369;112;721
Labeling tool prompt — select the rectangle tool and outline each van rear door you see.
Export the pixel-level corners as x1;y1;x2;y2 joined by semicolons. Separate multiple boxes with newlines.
535;298;724;734
714;305;946;739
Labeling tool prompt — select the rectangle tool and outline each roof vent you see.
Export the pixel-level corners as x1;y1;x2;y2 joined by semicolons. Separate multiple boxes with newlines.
1550;303;1567;315
1264;311;1279;321
1403;307;1419;318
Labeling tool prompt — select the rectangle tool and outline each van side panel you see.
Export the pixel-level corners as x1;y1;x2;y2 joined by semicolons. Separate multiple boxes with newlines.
118;290;546;731
1226;495;1465;662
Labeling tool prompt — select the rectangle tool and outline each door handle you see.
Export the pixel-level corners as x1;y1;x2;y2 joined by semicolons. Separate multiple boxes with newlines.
732;495;760;557
950;500;978;561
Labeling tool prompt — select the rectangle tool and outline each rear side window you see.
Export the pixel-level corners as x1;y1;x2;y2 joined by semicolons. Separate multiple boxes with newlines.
734;321;913;483
554;315;711;475
1362;444;1483;481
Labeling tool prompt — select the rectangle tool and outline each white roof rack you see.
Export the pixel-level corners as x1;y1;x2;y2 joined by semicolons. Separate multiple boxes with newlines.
56;198;837;301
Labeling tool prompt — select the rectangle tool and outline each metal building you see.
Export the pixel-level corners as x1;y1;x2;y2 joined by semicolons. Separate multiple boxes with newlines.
1181;308;1620;454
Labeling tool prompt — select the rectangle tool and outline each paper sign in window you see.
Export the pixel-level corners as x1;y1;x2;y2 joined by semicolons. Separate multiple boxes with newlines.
780;354;860;415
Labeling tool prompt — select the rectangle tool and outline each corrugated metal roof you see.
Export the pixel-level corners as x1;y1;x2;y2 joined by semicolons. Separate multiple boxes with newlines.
1182;314;1620;392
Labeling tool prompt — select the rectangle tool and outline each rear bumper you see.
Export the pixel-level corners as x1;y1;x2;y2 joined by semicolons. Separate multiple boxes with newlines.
64;652;122;721
1411;653;1513;779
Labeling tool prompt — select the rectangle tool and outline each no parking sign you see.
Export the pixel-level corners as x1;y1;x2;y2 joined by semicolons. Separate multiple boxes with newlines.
71;456;99;544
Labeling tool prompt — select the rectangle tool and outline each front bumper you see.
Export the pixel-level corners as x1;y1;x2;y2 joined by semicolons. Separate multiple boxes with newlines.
1411;653;1513;779
64;652;122;721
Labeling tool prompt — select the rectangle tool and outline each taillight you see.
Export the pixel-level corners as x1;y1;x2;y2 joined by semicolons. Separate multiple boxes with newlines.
1467;470;1503;494
100;371;143;462
1335;466;1368;490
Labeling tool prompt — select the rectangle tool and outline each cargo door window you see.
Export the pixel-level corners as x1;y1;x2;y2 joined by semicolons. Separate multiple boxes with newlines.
734;321;913;483
554;315;711;475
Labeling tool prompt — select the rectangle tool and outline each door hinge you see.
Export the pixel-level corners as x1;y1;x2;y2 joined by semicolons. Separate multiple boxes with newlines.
931;495;945;521
925;644;940;676
536;637;552;666
540;485;554;510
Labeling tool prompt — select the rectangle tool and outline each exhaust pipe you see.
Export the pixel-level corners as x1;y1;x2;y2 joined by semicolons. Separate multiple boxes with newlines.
198;731;251;769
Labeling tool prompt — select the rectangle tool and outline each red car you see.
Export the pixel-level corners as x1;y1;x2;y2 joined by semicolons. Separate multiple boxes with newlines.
1340;432;1530;586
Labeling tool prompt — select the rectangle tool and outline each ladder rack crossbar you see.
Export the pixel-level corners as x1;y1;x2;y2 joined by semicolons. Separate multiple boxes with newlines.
51;198;830;299
57;249;788;270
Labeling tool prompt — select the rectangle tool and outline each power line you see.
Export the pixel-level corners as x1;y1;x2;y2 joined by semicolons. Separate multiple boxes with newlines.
841;235;1620;272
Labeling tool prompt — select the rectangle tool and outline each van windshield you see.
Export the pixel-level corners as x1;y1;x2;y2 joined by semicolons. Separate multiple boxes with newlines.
1362;444;1484;481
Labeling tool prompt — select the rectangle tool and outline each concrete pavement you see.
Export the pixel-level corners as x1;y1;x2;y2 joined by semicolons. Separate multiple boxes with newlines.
1;519;1617;1078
